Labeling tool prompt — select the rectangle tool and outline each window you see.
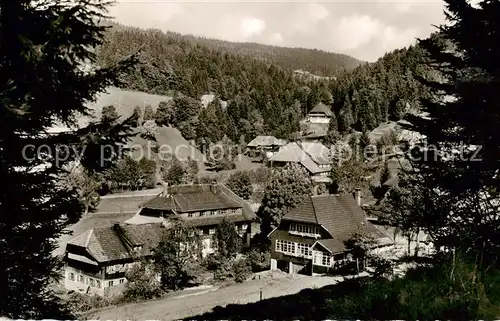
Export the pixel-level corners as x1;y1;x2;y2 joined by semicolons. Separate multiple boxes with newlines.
313;251;331;267
289;223;319;236
96;280;101;288
199;211;206;217
275;240;295;255
322;254;330;266
210;210;217;216
188;212;194;218
297;243;312;258
89;278;95;287
120;279;125;284
78;275;84;283
69;272;75;281
209;228;216;235
108;281;114;287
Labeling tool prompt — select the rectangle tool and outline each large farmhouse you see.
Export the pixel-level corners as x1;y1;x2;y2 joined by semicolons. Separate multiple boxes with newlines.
268;191;392;275
64;183;257;296
246;135;287;160
269;141;332;183
307;102;333;124
124;184;257;256
64;223;163;296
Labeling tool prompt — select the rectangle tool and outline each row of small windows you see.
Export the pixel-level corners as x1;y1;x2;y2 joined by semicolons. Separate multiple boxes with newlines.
68;272;125;288
186;208;242;218
289;223;320;236
275;240;312;258
189;224;248;237
275;239;331;266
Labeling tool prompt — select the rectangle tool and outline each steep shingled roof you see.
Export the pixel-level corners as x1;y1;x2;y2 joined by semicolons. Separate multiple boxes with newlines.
269;142;332;174
308;102;333;116
126;184;256;226
247;135;287;148
282;194;391;252
67;223;164;263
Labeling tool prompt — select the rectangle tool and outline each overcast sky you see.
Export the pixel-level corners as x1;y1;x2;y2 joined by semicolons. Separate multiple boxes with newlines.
109;1;449;62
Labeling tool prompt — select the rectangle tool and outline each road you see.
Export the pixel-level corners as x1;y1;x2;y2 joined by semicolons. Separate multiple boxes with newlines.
84;271;365;321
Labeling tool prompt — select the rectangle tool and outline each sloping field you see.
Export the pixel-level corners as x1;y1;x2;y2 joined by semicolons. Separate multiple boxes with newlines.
156;127;205;163
49;87;173;132
89;87;172;119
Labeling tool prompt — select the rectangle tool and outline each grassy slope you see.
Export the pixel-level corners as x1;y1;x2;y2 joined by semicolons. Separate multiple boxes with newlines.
88;86;172;119
84;272;362;320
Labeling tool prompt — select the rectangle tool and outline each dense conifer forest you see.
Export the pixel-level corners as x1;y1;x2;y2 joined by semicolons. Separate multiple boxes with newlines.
96;22;433;142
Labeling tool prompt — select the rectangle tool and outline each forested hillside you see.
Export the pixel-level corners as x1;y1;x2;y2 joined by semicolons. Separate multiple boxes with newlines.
96;21;432;143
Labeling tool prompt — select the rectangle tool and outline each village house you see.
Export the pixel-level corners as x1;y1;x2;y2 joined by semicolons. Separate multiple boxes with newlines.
64;223;164;296
246;135;287;160
269;141;333;183
64;183;256;296
268;190;392;275
124;183;257;257
307;102;333;124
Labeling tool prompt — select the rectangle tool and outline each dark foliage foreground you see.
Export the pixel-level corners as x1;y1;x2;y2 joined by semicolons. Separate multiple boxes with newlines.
186;255;500;320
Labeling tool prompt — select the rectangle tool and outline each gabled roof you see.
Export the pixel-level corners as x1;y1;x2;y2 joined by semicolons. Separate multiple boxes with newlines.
269;142;332;174
247;136;287;148
308;102;333;116
126;184;256;225
283;194;390;250
300;142;331;165
140;184;242;212
67;223;164;263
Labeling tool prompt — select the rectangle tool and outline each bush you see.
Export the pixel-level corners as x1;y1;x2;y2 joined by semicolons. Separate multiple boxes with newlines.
121;263;162;302
226;171;253;200
66;292;112;313
214;259;234;281
246;248;271;272
233;259;252;283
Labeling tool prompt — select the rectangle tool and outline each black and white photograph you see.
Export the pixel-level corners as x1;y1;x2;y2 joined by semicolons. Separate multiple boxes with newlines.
1;0;500;319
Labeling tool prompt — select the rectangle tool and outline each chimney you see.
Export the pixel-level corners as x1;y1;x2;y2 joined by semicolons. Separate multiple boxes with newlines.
210;183;217;194
162;182;169;197
354;188;361;207
113;222;120;231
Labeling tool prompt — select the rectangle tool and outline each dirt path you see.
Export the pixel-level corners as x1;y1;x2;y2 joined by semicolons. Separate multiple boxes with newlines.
85;271;364;321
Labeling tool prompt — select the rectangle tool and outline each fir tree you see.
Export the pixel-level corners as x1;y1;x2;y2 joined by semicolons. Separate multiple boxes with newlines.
131;105;142;127
394;0;500;262
143;104;155;122
101;105;119;123
338;94;354;133
0;1;136;317
155;100;175;126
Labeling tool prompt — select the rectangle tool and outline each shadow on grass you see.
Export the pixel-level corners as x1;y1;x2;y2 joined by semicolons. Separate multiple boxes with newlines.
183;277;367;321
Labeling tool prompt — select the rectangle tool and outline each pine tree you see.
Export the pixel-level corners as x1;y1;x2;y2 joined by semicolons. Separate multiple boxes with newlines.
338;94;354;133
155;100;175;126
395;0;500;261
0;1;136;317
143;104;155;122
359;131;372;151
101;104;119;123
131;105;142;127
